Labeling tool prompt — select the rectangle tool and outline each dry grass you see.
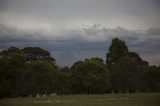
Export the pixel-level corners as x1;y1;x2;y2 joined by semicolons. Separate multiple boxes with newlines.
0;93;160;106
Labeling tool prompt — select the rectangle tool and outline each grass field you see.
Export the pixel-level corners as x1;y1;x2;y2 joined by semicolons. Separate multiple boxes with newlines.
0;93;160;106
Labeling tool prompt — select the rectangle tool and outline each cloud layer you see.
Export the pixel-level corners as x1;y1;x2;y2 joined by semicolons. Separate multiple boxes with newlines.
0;22;160;66
0;0;160;66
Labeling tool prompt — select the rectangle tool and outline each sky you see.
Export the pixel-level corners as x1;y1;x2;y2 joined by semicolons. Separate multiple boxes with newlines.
0;0;160;66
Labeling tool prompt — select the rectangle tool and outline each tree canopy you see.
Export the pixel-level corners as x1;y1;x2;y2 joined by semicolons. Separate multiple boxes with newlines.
71;58;111;94
106;38;128;68
0;38;160;98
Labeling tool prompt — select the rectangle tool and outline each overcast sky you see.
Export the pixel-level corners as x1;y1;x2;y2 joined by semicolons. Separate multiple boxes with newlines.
0;0;160;66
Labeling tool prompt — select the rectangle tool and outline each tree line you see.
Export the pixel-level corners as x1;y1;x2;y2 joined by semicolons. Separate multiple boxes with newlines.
0;38;160;98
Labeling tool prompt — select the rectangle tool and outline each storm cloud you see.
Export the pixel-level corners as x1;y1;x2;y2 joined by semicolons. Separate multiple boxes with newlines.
0;0;160;66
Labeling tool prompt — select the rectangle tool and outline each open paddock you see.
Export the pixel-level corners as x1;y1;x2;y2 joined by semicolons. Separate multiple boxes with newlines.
0;93;160;106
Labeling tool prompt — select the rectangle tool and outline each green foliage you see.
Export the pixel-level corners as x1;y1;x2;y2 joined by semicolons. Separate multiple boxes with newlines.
0;46;20;56
106;38;128;68
22;47;50;55
71;58;111;94
0;47;57;98
55;70;72;94
111;56;147;93
106;37;151;93
21;47;55;62
127;52;149;66
29;61;58;95
0;37;160;98
0;53;27;97
145;66;160;92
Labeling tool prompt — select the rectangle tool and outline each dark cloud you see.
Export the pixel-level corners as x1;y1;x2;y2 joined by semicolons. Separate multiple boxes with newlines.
0;0;160;66
0;22;160;66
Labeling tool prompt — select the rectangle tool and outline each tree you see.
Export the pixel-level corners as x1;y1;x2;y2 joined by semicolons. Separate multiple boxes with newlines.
71;58;111;94
56;67;72;94
0;47;58;98
127;52;148;66
85;57;104;64
106;38;128;68
0;46;20;56
111;56;147;93
0;52;27;97
145;66;160;92
29;60;58;96
21;47;55;63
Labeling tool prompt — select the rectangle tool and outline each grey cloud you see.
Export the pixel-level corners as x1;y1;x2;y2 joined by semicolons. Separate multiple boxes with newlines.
0;23;160;51
0;0;160;66
0;22;160;66
2;0;159;16
1;0;160;29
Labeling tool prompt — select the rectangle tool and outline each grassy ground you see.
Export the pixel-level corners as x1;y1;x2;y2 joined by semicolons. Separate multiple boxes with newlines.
0;93;160;106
